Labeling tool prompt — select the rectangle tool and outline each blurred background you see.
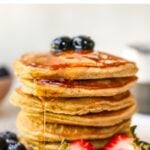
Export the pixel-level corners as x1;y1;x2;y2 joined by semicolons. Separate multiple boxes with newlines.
0;4;150;64
0;4;150;141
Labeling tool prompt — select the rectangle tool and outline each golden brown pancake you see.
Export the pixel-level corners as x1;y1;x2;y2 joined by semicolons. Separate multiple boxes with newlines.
20;76;137;97
21;103;136;127
14;51;138;80
13;50;138;149
11;88;135;115
20;130;133;150
17;111;131;142
20;137;114;150
32;104;136;127
21;129;133;150
21;137;112;150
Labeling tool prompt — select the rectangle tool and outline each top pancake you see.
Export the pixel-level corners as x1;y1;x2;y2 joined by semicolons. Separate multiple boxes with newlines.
14;51;138;80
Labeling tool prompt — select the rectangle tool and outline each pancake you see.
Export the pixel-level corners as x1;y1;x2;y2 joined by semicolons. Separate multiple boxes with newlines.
11;88;135;115
21;128;133;150
27;104;136;127
17;111;131;142
21;137;111;150
20;76;137;97
20;138;117;150
14;51;138;80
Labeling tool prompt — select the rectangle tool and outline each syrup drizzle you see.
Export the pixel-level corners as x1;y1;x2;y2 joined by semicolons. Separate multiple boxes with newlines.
33;79;46;150
37;76;137;90
22;51;129;70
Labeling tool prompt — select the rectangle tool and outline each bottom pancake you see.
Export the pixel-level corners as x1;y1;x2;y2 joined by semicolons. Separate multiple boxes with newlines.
21;129;132;150
17;111;131;142
21;138;110;150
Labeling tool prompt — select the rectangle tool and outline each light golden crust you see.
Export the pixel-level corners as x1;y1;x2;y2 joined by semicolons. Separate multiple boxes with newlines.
22;104;136;127
20;77;137;97
21;137;111;150
14;52;138;80
11;88;135;115
21;129;132;150
11;88;43;113
11;88;137;127
17;111;131;142
12;51;138;150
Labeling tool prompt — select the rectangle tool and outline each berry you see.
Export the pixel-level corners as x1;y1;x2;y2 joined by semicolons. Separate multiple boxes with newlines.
7;142;26;150
51;36;72;52
103;134;134;150
6;139;18;145
70;140;96;150
0;131;18;141
0;67;10;78
72;36;95;51
0;137;8;150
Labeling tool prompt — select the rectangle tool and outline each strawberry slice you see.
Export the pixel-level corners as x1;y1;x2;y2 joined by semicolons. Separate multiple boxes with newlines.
103;134;135;150
70;140;96;150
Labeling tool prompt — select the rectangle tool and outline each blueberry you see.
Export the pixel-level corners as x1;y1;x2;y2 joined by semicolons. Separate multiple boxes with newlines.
0;137;7;150
72;36;95;51
7;142;26;150
0;131;18;141
6;139;17;145
51;36;72;52
0;67;10;78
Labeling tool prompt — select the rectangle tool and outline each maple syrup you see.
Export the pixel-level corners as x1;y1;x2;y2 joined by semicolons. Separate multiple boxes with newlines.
37;76;137;90
22;51;129;71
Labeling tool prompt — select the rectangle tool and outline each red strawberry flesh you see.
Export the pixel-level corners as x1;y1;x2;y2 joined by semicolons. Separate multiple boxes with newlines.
70;140;96;150
103;134;134;150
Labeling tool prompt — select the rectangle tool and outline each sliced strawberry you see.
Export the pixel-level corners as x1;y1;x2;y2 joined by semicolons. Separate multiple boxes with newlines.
103;134;134;150
70;139;96;150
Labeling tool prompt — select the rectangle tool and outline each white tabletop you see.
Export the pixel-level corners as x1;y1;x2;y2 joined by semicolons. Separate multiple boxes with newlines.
0;91;150;143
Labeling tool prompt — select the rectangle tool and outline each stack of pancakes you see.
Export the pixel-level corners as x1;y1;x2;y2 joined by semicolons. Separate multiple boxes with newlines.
11;51;138;150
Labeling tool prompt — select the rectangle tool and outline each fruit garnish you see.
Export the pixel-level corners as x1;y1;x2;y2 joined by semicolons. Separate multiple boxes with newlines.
70;140;96;150
0;131;18;142
51;35;95;53
72;35;95;51
0;137;8;150
7;141;26;150
103;134;134;150
0;67;10;78
103;126;150;150
58;139;96;150
51;36;72;52
0;131;27;150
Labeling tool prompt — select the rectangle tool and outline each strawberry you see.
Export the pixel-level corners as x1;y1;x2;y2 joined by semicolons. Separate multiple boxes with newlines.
70;140;96;150
103;134;135;150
